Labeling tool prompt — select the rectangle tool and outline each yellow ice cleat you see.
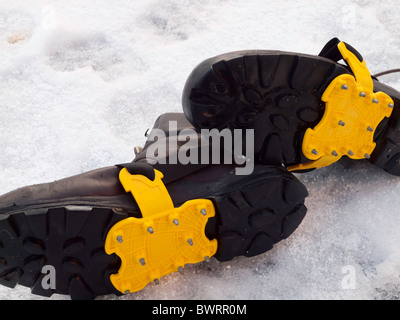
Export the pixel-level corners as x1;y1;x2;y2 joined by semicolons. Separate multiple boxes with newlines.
288;42;394;172
104;168;217;294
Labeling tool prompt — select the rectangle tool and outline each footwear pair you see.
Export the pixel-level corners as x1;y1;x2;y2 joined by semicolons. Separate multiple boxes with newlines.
0;38;398;299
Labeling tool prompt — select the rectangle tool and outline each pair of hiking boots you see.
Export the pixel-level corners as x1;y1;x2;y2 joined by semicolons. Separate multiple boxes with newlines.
0;38;399;299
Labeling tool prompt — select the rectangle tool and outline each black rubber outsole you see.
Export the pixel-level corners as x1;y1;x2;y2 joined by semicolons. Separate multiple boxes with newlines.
368;83;400;175
0;207;128;299
182;51;400;173
0;167;308;299
207;167;308;262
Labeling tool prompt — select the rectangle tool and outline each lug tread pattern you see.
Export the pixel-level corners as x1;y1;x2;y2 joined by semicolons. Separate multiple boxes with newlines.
369;95;400;175
210;172;308;262
183;52;349;166
0;207;128;299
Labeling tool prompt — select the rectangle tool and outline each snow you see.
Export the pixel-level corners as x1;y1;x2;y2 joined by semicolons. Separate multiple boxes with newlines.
0;0;399;300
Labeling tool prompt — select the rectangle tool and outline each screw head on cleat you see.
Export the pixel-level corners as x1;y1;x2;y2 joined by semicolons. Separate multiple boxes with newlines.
147;227;154;234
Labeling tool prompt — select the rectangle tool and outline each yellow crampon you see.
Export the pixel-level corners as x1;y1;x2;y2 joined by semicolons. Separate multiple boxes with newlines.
288;42;394;172
105;168;218;294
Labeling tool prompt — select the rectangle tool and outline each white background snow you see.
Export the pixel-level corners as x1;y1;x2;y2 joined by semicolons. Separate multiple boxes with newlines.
0;0;399;300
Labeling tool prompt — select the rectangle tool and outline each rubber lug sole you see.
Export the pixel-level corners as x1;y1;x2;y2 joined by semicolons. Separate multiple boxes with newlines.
182;50;399;174
182;51;350;167
208;170;308;262
0;206;128;299
368;93;400;175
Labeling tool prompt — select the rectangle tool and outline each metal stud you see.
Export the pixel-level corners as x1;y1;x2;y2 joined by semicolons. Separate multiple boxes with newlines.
117;235;123;243
332;150;338;157
154;278;160;285
187;238;194;246
372;98;379;104
173;219;179;226
124;290;130;295
359;92;366;97
200;208;207;216
204;256;210;262
388;103;394;108
348;150;354;156
338;120;345;126
178;266;183;273
341;84;349;90
364;153;371;159
139;258;146;266
367;126;374;132
147;227;154;234
312;149;318;155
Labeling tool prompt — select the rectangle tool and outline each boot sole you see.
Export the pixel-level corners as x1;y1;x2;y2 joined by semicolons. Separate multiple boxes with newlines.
0;166;307;299
182;51;399;173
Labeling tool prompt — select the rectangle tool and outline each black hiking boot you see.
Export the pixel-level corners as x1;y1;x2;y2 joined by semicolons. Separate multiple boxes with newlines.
0;113;308;299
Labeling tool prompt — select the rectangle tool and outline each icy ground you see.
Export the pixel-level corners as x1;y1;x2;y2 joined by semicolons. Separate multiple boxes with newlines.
0;0;399;300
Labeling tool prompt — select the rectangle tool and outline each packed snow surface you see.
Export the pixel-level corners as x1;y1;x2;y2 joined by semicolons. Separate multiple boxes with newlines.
0;0;399;300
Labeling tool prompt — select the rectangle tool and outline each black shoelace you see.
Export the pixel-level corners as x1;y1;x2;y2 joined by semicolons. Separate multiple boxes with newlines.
373;68;400;78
